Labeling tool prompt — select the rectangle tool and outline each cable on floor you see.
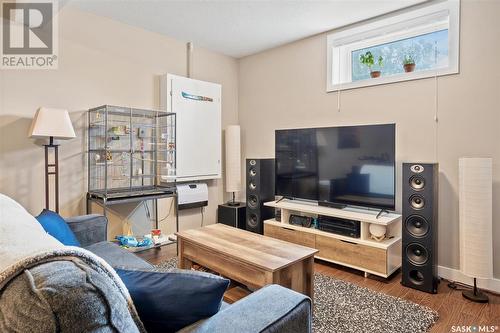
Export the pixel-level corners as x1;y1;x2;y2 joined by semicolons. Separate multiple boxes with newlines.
447;280;471;291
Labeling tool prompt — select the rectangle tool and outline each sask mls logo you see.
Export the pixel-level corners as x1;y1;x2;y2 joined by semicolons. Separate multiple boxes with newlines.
1;0;58;69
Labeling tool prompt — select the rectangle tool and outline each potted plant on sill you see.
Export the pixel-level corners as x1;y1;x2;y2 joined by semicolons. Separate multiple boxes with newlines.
403;55;416;72
360;51;384;78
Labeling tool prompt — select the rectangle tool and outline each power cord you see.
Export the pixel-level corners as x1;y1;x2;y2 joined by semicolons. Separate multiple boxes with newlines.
158;198;175;223
144;201;151;221
200;207;204;227
447;281;471;292
143;198;175;225
144;199;203;229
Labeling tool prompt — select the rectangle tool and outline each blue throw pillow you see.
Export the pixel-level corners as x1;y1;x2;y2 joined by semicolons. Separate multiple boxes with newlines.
35;209;81;246
116;268;230;333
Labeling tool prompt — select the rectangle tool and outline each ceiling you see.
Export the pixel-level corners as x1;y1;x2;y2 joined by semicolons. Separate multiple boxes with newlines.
68;0;427;58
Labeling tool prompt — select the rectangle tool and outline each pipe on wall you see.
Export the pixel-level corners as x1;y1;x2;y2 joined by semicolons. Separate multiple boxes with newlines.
187;42;193;78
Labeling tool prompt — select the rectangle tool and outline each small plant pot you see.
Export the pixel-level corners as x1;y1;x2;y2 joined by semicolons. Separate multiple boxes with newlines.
370;71;381;78
404;63;415;72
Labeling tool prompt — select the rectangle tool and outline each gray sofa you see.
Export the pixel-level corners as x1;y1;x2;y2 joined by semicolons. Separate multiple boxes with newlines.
4;214;312;333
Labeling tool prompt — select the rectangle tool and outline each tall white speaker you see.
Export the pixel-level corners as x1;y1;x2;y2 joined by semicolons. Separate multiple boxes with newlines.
225;125;241;205
459;157;492;303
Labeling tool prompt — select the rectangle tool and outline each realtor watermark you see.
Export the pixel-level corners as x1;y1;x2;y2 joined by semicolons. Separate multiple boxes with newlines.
1;0;58;69
451;325;499;333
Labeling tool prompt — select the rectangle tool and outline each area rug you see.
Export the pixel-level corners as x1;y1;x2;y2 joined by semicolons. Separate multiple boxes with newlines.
155;258;438;333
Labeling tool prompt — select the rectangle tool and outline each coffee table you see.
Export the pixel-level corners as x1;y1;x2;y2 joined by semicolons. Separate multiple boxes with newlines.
176;224;318;299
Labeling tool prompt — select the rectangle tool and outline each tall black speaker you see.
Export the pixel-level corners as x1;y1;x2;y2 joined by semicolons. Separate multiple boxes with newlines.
246;158;275;234
401;163;439;293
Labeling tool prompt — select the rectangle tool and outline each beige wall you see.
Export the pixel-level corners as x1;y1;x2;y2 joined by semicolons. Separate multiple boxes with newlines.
238;0;500;278
1;1;498;278
0;6;239;237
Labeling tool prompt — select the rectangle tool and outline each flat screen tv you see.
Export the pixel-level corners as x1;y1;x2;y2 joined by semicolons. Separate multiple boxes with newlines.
275;124;395;210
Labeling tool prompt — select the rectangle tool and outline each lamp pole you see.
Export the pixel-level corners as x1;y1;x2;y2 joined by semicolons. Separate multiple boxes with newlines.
44;136;60;212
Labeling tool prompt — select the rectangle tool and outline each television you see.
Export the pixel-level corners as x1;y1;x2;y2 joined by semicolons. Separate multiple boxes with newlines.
275;124;395;210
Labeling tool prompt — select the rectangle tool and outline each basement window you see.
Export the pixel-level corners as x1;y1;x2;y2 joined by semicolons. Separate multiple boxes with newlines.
326;1;460;91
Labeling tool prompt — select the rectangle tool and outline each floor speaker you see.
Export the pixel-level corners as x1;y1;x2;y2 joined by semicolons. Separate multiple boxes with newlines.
218;203;246;229
401;163;439;293
246;158;275;234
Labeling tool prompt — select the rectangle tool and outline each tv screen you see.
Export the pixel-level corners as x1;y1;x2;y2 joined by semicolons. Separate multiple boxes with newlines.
275;124;395;210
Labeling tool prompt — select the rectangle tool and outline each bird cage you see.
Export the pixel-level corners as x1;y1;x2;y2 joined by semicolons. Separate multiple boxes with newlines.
87;105;176;199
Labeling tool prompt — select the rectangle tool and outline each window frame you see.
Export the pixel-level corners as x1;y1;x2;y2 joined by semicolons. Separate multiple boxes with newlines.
326;0;460;92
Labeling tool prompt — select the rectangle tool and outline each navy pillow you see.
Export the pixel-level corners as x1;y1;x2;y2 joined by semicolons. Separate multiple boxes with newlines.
116;268;230;333
35;209;81;246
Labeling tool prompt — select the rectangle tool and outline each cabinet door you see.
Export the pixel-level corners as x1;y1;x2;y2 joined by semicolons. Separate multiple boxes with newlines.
316;235;387;275
264;224;316;248
170;75;221;181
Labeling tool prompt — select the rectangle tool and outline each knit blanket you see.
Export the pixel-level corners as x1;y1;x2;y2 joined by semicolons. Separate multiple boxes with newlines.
0;194;145;332
0;247;146;332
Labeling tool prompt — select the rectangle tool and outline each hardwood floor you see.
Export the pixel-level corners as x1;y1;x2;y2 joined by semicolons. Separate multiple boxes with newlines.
315;259;500;332
137;244;500;332
135;244;177;265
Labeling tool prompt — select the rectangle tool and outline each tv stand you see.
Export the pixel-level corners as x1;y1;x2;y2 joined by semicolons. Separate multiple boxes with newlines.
263;199;402;278
275;196;289;204
376;209;390;219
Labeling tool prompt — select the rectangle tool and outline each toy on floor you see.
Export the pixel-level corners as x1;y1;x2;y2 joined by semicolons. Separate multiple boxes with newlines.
115;235;153;247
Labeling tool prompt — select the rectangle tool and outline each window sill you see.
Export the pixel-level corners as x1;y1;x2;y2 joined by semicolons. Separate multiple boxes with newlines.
326;66;459;92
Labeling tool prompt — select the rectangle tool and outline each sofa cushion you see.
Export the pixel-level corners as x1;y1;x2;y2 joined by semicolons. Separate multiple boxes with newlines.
0;260;141;333
35;209;81;246
65;214;108;247
177;284;312;333
85;241;152;270
0;194;64;273
116;268;230;333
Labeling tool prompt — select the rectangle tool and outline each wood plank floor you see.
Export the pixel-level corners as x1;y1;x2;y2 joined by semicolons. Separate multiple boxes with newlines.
137;244;500;332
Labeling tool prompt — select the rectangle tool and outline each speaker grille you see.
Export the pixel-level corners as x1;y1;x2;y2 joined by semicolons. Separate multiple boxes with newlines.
247;213;258;228
409;175;425;190
402;162;438;294
405;215;429;237
410;164;424;173
245;159;275;234
409;270;425;285
409;194;425;210
406;243;429;265
248;194;258;209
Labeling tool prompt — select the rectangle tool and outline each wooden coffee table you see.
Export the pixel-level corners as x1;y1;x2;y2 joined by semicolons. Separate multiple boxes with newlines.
176;224;318;299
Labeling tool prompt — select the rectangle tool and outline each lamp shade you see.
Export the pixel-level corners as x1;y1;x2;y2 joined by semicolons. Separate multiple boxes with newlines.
459;157;493;279
225;125;241;193
29;107;76;139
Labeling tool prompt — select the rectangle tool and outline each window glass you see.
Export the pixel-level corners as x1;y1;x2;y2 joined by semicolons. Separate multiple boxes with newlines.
351;29;449;82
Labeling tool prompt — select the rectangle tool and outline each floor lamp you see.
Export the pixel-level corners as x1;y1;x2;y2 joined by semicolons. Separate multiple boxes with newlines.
225;125;241;206
29;107;76;213
459;157;492;303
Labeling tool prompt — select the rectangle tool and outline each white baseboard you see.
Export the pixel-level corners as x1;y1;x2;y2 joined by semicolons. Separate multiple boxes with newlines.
438;266;500;294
